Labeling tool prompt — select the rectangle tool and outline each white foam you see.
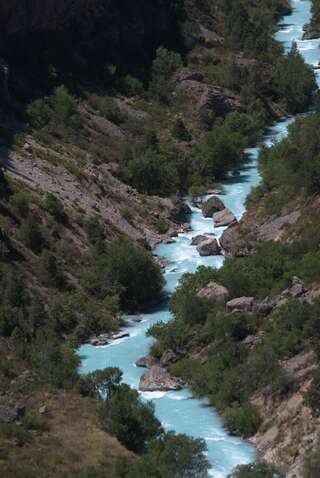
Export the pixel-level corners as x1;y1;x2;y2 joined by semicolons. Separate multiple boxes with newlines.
140;391;168;400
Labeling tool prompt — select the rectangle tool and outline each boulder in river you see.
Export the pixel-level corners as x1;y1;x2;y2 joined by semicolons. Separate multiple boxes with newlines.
191;234;210;246
213;208;237;227
112;331;130;341
202;196;225;218
139;366;184;392
196;237;221;256
197;281;229;302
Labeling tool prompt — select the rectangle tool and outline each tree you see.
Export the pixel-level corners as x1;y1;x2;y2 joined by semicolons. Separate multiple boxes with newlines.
274;43;316;113
147;432;209;478
172;119;191;142
84;367;123;399
150;47;183;102
100;383;162;453
44;193;68;224
84;238;164;311
20;219;44;253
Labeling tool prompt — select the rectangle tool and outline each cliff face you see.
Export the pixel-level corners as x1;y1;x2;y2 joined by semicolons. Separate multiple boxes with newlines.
0;0;183;81
0;0;69;34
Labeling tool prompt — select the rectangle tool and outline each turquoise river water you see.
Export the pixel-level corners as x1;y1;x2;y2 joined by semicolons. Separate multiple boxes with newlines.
79;2;320;476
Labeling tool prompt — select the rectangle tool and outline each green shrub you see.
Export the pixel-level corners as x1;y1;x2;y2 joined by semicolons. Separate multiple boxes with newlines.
120;207;133;223
274;43;316;114
121;74;144;96
155;218;169;234
149;47;183;102
172;119;191;142
82;238;164;311
20;219;44;253
44;193;68;224
22;414;50;432
84;216;105;246
304;447;320;478
223;403;261;438
100;383;161;453
11;191;30;215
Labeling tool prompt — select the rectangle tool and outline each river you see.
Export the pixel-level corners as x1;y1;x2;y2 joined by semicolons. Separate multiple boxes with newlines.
79;2;320;476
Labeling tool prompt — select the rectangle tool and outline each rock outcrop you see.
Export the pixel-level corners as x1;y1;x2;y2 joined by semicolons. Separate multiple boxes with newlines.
303;24;320;40
173;72;245;124
201;196;225;218
139;366;184;392
220;223;255;256
197;281;229;301
160;349;182;367
213;208;237;227
136;355;159;369
196;24;224;47
226;297;255;312
197;237;221;256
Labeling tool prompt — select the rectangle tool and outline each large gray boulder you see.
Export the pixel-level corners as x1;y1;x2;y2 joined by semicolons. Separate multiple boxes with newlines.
213;208;237;227
226;297;254;312
191;234;210;246
202;196;225;218
197;281;229;302
139;366;184;392
197;237;221;257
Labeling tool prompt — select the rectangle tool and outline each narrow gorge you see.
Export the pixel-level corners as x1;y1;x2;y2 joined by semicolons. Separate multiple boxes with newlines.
79;1;320;476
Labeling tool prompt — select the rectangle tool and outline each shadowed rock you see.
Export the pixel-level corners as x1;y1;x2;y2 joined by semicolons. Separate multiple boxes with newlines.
197;237;221;256
202;196;225;218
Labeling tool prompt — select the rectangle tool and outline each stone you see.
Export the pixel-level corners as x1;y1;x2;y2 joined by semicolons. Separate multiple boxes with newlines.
303;24;320;40
136;355;159;369
213;208;237;227
220;224;255;257
191;234;210;246
177;223;192;234
255;296;276;315
139;366;184;392
226;297;255;312
160;350;180;367
201;196;225;217
243;332;264;348
111;331;129;341
197;281;229;302
39;405;47;415
90;334;109;346
196;24;224;47
173;68;204;84
0;405;25;423
197;237;221;256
